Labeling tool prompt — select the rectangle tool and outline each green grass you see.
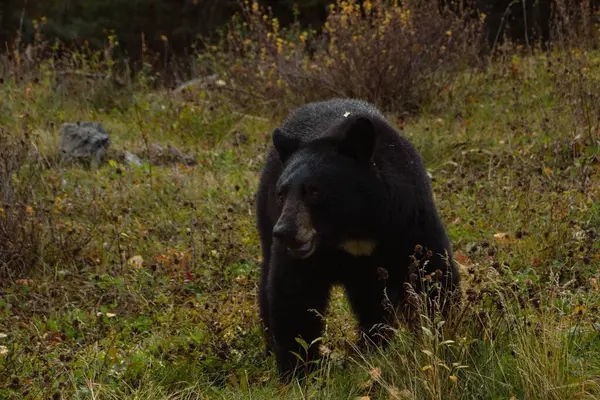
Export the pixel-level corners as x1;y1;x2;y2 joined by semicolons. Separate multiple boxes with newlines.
1;47;600;400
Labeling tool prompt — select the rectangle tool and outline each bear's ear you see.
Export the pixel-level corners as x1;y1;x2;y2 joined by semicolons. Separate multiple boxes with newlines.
272;128;301;163
337;116;377;162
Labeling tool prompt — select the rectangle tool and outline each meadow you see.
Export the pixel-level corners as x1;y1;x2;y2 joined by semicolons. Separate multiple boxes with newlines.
1;1;600;399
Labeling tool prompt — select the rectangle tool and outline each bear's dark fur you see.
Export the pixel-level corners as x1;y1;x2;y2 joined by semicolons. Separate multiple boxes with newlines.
256;98;460;379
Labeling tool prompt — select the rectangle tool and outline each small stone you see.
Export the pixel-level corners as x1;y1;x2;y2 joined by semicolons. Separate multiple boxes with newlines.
123;151;143;167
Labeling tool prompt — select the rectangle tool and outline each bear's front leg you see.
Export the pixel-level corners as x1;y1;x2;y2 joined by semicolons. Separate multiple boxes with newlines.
343;268;398;348
267;252;331;380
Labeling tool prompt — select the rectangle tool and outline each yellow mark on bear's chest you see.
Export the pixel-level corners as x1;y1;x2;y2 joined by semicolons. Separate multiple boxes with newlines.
340;240;377;256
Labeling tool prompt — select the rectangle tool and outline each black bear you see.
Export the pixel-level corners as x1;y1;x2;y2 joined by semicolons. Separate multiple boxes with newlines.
256;98;460;379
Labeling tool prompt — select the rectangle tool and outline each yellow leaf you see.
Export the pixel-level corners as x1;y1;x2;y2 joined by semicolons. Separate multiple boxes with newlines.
108;347;118;360
449;375;457;384
0;345;8;355
573;305;586;315
493;232;509;241
128;255;144;268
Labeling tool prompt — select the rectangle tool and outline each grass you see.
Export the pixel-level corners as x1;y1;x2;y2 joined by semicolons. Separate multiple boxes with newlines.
1;32;600;400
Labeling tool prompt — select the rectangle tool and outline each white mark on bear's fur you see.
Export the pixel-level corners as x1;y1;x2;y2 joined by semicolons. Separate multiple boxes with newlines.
343;111;351;118
340;239;377;256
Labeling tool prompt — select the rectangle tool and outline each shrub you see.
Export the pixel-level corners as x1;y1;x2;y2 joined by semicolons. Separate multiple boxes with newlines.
201;0;485;116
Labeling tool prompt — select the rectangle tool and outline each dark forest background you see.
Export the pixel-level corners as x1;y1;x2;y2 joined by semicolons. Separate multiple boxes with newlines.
1;1;599;67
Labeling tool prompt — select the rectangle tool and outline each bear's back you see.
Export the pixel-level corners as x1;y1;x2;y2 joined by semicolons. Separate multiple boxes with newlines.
280;98;384;142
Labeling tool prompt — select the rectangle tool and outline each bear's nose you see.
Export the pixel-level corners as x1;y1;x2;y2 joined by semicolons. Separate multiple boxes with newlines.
273;223;299;248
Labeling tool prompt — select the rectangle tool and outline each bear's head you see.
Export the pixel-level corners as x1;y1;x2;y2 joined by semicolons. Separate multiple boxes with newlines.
271;115;383;259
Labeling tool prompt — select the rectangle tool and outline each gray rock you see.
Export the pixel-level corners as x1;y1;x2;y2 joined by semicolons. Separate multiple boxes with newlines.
123;151;143;167
59;122;110;168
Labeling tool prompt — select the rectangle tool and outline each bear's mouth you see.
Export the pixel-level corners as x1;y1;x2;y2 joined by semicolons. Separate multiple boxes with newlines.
287;237;317;259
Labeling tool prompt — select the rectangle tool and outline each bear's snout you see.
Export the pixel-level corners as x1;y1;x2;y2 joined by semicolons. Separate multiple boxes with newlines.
272;221;298;247
273;203;317;258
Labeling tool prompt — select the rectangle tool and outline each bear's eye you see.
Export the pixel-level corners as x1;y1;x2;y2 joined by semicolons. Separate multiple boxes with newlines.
276;192;285;206
303;184;319;201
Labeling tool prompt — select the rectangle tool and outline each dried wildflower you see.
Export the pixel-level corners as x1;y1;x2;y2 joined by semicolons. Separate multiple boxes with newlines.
409;273;418;286
369;367;382;380
535;322;543;333
466;288;477;302
496;299;504;311
377;267;389;281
